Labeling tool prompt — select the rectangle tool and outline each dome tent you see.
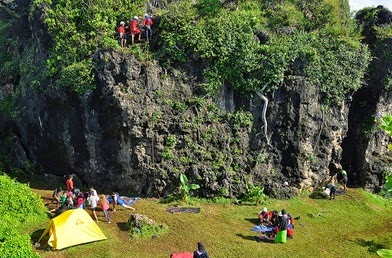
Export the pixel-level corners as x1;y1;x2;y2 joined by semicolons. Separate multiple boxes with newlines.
36;209;106;250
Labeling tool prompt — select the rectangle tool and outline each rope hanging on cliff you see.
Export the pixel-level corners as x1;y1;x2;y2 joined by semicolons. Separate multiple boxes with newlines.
255;84;272;147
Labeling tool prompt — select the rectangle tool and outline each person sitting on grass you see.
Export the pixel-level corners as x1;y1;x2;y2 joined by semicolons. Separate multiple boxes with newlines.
258;207;272;225
111;192;136;211
51;187;62;207
49;191;68;215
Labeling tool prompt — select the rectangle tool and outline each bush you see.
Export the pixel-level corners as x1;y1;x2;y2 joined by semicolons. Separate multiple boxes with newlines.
158;0;369;104
128;214;169;239
0;174;46;257
0;220;39;258
0;174;47;223
242;184;268;205
31;0;145;93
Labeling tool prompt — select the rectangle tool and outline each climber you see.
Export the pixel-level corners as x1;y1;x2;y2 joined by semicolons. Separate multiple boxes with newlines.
129;16;141;45
143;13;153;42
117;21;127;48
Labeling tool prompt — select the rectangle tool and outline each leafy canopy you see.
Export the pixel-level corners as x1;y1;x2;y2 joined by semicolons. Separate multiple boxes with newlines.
31;0;145;92
158;0;369;104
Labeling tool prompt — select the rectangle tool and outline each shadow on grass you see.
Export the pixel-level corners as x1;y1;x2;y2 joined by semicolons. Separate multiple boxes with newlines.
309;189;346;199
31;228;45;242
236;234;275;244
244;218;259;225
31;229;52;251
308;192;325;199
117;222;129;232
353;238;387;253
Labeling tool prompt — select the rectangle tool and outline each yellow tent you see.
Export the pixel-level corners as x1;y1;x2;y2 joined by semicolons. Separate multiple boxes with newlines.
37;209;106;250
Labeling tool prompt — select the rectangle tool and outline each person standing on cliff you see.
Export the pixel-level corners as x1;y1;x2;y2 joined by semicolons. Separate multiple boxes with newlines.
129;16;141;45
117;21;127;48
143;13;153;42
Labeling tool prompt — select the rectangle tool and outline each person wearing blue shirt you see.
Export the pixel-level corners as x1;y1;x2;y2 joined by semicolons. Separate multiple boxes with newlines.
111;192;136;211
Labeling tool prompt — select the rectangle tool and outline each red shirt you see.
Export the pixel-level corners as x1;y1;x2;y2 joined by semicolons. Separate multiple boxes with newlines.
143;17;153;26
66;178;73;191
118;25;125;34
130;19;140;34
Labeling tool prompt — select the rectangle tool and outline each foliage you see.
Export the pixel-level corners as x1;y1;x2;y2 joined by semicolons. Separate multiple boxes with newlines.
162;135;177;160
374;25;392;41
0;221;40;258
0;174;46;257
172;101;188;112
378;114;392;150
0;174;47;224
377;249;392;258
158;0;369;104
179;174;200;202
242;184;268;205
129;218;169;239
355;6;392;44
0;6;20;83
229;111;254;131
22;0;369;103
384;71;392;91
0;95;18;119
57;59;95;93
380;172;392;198
31;0;145;92
377;114;392;197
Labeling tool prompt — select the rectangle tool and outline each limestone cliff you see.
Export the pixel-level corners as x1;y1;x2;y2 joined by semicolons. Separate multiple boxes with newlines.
0;0;391;198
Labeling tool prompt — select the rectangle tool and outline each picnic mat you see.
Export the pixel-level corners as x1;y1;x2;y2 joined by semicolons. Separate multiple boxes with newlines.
166;207;200;214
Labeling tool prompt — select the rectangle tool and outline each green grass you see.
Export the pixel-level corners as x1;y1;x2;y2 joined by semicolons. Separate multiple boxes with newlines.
32;188;392;258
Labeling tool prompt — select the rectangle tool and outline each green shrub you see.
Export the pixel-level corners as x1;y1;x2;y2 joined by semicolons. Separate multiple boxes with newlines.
378;114;392;150
0;174;46;257
57;59;94;93
31;0;145;93
129;218;169;239
0;219;40;258
0;174;46;224
158;0;368;105
179;174;200;202
242;184;268;205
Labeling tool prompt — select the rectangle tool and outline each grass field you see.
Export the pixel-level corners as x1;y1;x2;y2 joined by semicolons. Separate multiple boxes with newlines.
30;188;392;258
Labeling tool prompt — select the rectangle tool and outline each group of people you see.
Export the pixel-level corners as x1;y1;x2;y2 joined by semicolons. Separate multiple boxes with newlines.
50;175;136;223
117;13;153;47
251;207;295;243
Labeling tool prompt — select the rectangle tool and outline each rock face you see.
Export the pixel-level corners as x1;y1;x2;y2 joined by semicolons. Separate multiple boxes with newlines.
0;2;391;198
